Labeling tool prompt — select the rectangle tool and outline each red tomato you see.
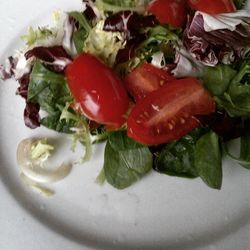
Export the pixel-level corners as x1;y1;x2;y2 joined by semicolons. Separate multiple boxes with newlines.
66;53;129;128
147;0;187;28
188;0;236;14
127;77;215;145
124;63;175;101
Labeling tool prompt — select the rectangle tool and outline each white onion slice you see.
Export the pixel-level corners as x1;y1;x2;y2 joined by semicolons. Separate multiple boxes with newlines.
20;173;54;197
17;138;72;184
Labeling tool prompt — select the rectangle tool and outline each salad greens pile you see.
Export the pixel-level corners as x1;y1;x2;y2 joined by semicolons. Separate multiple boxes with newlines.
1;0;250;191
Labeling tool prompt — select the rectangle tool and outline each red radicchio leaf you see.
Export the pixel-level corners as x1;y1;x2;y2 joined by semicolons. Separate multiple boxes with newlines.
83;0;96;20
16;72;41;129
16;73;30;99
0;56;18;80
196;111;249;141
115;34;145;64
104;11;158;39
183;14;250;66
0;56;40;128
25;46;72;72
24;102;40;129
62;15;78;57
104;11;158;66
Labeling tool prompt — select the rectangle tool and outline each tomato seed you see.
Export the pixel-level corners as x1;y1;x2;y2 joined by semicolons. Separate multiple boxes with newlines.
180;118;186;124
168;123;174;130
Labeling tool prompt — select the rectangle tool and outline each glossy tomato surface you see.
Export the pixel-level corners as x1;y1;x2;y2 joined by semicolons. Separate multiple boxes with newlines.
188;0;236;14
127;77;215;145
147;0;187;28
124;63;175;101
66;53;129;128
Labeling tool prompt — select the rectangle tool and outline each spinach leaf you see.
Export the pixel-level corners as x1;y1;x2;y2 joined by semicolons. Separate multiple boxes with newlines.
202;64;237;96
28;62;76;132
194;131;222;189
215;59;250;117
41;111;76;133
28;62;72;111
104;131;153;189
68;11;91;54
224;131;250;170
154;128;207;178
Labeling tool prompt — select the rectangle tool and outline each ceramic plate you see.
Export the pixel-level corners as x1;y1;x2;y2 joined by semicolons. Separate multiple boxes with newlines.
0;1;250;249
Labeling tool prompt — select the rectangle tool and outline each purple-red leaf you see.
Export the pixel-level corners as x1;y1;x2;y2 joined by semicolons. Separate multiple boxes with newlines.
183;14;250;66
104;11;158;39
25;46;72;72
0;56;17;80
115;35;145;64
83;0;96;20
24;102;40;129
16;73;30;99
197;111;247;141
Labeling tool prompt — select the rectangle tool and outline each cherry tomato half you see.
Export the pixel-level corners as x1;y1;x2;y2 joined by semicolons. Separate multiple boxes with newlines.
188;0;236;14
127;77;215;145
147;0;187;28
124;63;175;101
66;53;129;128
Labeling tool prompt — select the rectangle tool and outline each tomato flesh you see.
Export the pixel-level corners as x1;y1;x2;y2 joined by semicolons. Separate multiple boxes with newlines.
127;77;215;145
147;0;187;28
124;63;175;101
188;0;236;14
66;53;129;128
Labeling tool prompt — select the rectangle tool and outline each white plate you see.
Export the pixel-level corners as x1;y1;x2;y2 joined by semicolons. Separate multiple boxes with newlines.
1;1;250;249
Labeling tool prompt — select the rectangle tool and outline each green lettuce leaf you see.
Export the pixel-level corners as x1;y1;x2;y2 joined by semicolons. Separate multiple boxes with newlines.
104;131;153;189
154;128;207;179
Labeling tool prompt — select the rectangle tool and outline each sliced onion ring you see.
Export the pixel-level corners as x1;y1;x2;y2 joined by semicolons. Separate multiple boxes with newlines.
17;138;72;184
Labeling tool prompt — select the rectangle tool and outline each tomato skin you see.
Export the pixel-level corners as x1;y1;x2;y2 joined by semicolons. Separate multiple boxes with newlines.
147;0;187;28
127;77;215;145
188;0;236;14
124;63;175;101
66;53;129;128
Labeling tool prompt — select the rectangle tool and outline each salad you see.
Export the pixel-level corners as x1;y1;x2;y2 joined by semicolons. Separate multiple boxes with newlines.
1;0;250;192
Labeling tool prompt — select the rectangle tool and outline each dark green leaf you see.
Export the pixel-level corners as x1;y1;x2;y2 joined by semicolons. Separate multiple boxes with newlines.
68;11;91;53
68;11;91;32
154;128;206;178
41;111;76;133
215;93;250;117
28;62;72;113
138;25;180;61
115;25;180;75
215;59;250;117
202;64;236;96
104;131;153;189
73;30;87;54
194;131;222;189
28;62;76;133
108;131;140;150
234;0;247;9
